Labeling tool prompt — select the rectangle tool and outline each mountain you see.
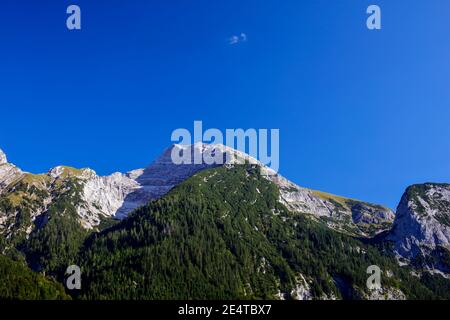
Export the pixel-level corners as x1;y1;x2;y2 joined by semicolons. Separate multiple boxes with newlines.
387;183;450;272
1;145;450;300
75;164;441;300
0;144;394;240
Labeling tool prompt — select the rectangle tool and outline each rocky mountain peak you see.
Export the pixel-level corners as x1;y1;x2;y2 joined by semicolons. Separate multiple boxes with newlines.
0;150;23;193
388;183;450;261
0;149;7;165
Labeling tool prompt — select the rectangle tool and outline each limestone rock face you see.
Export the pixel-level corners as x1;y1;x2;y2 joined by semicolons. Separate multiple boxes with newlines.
269;172;394;237
0;149;23;193
0;149;7;165
387;183;450;260
75;144;226;223
365;287;406;300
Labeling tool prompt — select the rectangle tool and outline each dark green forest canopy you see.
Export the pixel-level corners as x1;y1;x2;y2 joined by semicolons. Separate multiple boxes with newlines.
0;254;69;300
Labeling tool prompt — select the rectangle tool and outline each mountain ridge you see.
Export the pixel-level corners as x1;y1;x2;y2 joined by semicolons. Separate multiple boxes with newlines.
0;144;394;237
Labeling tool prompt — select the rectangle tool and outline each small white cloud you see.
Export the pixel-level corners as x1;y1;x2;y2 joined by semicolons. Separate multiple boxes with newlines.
228;33;247;45
228;35;240;45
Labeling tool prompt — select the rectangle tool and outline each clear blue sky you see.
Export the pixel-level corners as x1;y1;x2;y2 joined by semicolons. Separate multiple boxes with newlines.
1;0;449;209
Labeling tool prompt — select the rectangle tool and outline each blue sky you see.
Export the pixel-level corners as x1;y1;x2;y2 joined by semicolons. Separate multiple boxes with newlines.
0;0;449;209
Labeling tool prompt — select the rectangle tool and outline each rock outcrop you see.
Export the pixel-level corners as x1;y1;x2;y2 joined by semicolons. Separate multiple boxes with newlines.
0;149;23;193
387;183;450;261
271;174;394;237
0;149;7;165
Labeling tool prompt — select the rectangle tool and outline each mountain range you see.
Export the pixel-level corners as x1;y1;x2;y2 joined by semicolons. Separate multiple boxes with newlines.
1;144;449;300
